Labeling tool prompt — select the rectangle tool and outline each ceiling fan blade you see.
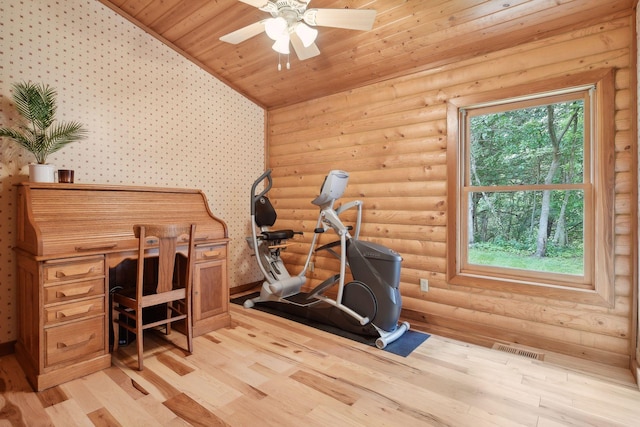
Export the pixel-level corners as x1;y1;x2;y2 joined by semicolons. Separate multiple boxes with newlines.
290;32;320;61
219;21;265;44
304;8;377;31
238;0;269;7
239;0;279;14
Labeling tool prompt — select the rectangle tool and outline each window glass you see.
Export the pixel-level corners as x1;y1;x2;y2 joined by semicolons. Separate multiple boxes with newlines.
466;189;584;275
469;101;584;186
460;91;590;286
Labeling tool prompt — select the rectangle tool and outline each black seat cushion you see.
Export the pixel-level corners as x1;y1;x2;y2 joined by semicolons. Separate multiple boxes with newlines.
261;230;295;241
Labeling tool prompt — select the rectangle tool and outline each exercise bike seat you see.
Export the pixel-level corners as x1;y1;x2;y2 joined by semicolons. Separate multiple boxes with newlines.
254;195;301;241
260;229;296;241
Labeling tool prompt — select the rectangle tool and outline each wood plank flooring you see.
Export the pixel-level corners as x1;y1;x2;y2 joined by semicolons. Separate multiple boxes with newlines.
2;304;640;426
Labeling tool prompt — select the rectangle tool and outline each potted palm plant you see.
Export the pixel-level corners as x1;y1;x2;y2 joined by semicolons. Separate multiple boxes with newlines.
0;81;87;182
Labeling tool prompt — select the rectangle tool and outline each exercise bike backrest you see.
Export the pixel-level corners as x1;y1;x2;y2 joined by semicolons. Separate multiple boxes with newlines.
251;169;275;225
255;195;277;229
251;169;299;241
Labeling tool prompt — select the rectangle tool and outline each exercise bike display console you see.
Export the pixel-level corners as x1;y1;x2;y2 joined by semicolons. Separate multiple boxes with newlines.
245;169;409;349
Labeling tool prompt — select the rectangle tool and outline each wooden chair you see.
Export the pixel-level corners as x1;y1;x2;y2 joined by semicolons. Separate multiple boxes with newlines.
112;223;196;370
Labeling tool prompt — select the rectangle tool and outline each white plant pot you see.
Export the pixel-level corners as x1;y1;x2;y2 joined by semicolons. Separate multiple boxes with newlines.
29;164;56;183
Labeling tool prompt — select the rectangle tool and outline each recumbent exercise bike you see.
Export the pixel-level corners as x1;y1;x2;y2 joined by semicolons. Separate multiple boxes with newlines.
244;169;409;349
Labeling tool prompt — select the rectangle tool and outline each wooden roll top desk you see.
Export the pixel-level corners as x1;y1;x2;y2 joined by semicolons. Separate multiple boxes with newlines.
14;183;231;391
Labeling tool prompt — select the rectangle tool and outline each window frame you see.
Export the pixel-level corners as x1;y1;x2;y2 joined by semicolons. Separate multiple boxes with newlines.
446;69;615;306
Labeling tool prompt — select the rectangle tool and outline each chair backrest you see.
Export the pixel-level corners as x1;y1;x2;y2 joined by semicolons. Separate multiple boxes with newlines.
133;224;196;298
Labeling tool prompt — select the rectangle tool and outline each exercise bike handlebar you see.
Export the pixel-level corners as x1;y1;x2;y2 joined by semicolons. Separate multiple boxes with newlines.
251;169;273;216
335;200;363;240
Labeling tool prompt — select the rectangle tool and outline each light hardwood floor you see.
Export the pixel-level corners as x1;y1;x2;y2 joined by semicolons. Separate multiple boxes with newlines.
2;304;640;426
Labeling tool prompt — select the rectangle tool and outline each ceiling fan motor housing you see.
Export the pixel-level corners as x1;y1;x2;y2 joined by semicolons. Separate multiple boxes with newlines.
261;0;309;20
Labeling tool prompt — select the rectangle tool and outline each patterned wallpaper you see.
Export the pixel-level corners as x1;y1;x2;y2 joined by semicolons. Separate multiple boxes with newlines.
0;0;265;344
636;8;640;368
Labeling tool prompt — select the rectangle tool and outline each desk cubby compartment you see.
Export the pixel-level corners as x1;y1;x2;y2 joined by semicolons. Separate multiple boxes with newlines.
108;256;190;346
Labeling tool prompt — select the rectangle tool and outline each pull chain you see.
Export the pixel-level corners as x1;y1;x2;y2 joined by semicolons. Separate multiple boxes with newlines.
277;53;291;71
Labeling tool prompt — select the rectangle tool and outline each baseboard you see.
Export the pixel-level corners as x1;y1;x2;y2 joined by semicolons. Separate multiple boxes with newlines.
230;281;262;296
631;358;640;388
0;340;16;357
401;307;630;368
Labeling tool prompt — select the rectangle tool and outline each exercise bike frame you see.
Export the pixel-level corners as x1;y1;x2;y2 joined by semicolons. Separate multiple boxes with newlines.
249;170;369;324
246;169;409;348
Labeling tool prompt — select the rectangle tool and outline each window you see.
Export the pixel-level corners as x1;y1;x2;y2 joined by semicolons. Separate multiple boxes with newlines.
447;70;615;305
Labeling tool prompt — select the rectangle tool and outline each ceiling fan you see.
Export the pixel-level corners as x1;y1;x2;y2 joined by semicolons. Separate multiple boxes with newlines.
219;0;377;69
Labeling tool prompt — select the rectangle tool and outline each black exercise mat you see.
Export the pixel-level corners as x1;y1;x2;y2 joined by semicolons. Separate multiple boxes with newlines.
231;292;429;357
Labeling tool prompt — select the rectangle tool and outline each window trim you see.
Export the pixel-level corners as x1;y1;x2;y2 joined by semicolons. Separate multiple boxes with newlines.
446;69;615;306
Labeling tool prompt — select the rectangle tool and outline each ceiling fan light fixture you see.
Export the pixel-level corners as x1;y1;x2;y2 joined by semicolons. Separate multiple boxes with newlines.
295;22;318;47
265;16;287;40
221;1;378;63
272;34;290;54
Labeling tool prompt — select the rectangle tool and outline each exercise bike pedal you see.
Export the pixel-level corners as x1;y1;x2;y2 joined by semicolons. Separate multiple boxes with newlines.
307;274;340;299
283;292;322;306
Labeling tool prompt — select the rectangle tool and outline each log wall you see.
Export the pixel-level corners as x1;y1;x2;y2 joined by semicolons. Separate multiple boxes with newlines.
266;14;637;367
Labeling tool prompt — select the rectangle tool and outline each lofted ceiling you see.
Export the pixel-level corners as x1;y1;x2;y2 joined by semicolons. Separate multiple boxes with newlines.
98;0;635;109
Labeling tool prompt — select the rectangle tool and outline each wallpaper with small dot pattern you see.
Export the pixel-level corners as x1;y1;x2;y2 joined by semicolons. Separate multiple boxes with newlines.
0;0;266;344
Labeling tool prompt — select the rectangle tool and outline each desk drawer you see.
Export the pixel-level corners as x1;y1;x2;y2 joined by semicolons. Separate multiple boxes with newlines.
45;316;104;367
44;257;104;284
45;296;104;325
196;245;225;261
44;278;105;305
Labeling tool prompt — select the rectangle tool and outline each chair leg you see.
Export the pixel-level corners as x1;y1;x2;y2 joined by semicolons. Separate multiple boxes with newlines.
186;299;193;354
136;311;144;371
166;303;172;335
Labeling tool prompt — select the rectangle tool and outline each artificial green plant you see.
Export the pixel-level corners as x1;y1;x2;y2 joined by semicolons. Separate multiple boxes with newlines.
0;82;87;164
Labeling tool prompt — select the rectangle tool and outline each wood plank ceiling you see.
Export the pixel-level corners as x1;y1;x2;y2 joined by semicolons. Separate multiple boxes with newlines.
98;0;635;109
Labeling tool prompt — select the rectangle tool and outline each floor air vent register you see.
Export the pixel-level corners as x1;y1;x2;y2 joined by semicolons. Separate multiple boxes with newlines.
492;343;545;361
